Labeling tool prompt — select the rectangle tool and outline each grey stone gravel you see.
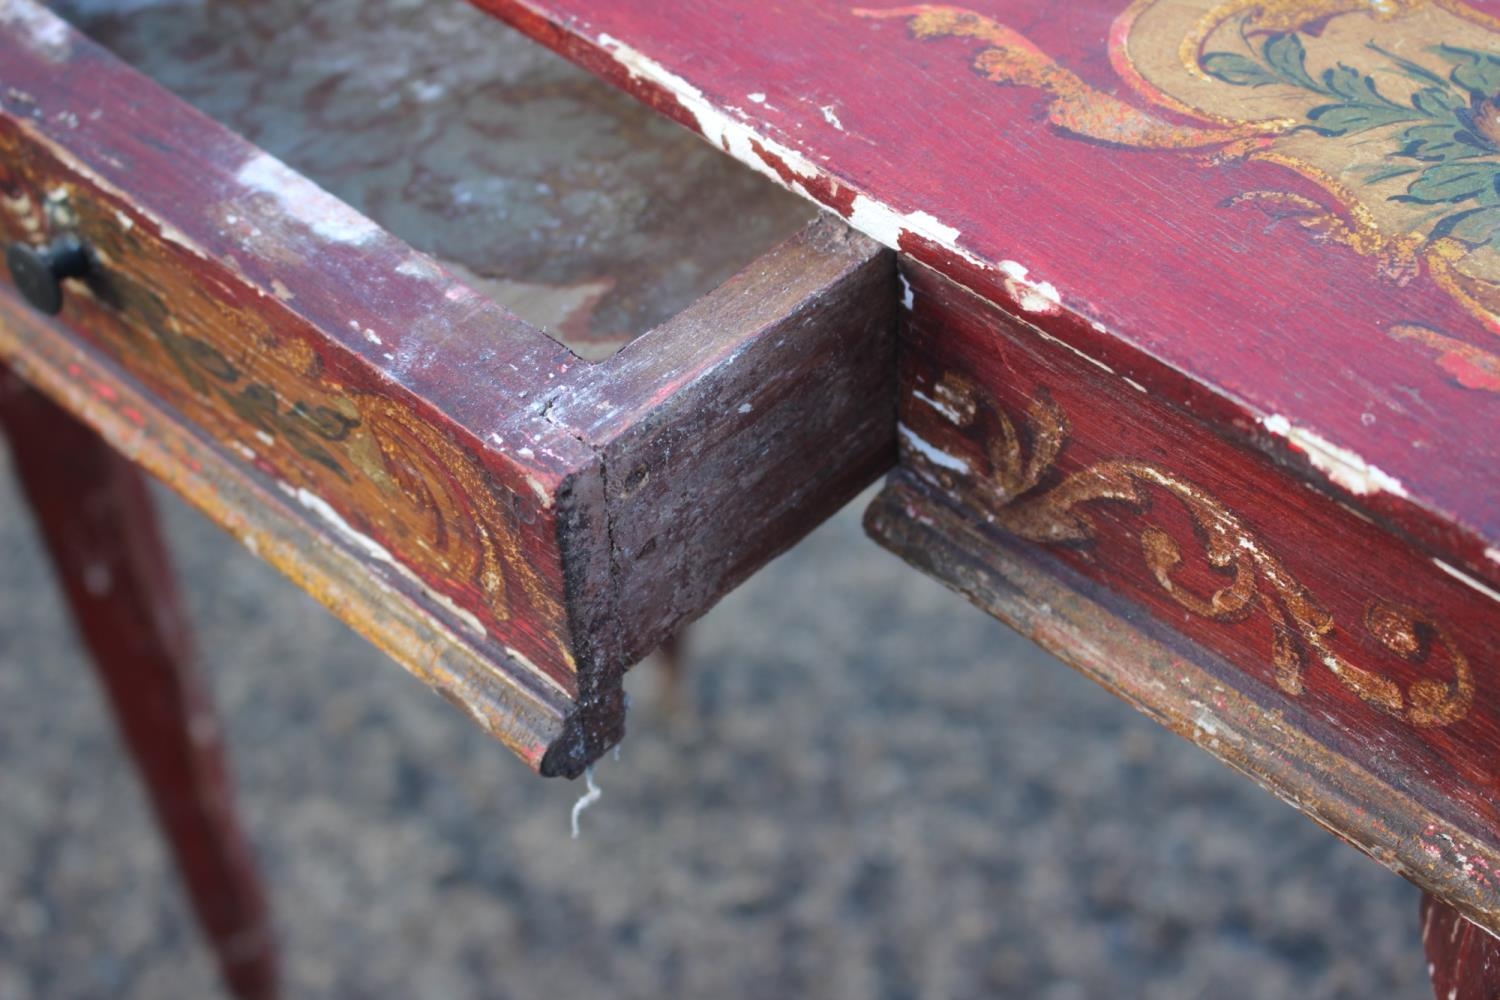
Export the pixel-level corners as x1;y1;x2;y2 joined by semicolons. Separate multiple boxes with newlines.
0;472;1424;998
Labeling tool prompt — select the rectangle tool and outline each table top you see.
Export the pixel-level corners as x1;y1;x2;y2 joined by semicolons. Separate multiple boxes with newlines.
477;0;1500;593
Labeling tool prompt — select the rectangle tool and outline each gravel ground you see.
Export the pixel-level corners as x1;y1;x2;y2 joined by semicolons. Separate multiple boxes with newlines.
0;472;1425;999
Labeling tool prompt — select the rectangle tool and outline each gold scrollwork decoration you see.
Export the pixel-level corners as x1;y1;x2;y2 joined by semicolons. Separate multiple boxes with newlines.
913;374;1473;727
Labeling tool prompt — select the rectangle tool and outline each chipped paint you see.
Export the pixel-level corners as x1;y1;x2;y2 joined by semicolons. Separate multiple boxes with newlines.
234;152;381;246
898;271;915;311
912;388;962;423
898;422;970;473
591;29;1091;334
997;260;1062;314
597;34;825;193
1260;415;1409;498
522;473;553;507
1487;547;1500;566
1434;559;1500;605
395;255;444;282
848;195;962;256
0;1;71;62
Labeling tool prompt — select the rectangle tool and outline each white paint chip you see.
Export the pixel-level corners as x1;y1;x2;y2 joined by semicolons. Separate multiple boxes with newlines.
598;34;822;191
1259;415;1408;498
1;1;72;61
235;152;382;245
898;423;970;473
820;104;845;131
912;388;962;423
1433;559;1500;605
998;260;1062;314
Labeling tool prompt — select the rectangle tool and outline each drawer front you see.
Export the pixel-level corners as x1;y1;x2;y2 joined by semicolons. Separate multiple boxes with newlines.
0;1;897;777
0;7;587;697
869;259;1500;929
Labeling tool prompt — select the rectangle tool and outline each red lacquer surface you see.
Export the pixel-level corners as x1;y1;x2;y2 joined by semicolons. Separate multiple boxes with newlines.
477;0;1500;589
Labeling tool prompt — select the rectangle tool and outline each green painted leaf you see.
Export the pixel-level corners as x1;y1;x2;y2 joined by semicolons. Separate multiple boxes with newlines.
1435;45;1500;99
1321;63;1393;106
1263;33;1318;92
1399;122;1486;162
1411;86;1466;119
1201;51;1279;87
1400;162;1500;204
1363;164;1419;184
1366;43;1448;88
1433;205;1500;246
1307;102;1419;136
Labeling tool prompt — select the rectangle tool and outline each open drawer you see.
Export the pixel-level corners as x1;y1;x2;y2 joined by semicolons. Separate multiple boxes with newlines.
0;0;897;776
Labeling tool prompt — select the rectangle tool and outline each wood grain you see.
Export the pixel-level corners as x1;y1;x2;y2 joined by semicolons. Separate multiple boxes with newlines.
1423;892;1500;1000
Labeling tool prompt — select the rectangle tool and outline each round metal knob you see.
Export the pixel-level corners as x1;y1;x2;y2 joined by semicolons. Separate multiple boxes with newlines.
5;236;91;316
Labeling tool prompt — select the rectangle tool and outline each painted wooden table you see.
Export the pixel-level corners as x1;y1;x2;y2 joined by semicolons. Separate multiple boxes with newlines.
2;0;1498;996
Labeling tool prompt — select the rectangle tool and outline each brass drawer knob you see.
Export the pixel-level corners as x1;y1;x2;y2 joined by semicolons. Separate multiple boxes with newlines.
5;236;91;316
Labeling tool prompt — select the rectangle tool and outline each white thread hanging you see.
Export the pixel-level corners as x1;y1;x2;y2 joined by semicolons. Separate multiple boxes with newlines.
570;765;601;839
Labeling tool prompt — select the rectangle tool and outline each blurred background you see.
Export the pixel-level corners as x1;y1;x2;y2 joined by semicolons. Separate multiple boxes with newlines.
0;475;1425;999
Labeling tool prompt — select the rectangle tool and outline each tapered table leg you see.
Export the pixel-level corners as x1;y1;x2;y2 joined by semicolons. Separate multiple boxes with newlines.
0;366;279;1000
1422;892;1500;1000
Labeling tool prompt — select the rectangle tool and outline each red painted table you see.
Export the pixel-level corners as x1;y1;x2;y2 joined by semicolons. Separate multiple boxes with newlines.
3;0;1499;996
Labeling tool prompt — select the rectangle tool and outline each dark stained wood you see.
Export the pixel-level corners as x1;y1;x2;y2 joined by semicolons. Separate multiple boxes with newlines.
1424;892;1500;1000
0;1;897;777
52;0;815;359
474;0;1500;596
0;363;278;1000
557;218;896;665
541;217;895;775
866;471;1500;933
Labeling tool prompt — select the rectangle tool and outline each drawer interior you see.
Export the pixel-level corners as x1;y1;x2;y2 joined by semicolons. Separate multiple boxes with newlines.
50;0;817;360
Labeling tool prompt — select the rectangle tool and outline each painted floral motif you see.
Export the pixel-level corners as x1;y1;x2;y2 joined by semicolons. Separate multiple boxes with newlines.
1202;36;1500;250
860;1;1500;390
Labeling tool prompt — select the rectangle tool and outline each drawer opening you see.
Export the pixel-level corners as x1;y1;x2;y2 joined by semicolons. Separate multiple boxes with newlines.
52;0;817;360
